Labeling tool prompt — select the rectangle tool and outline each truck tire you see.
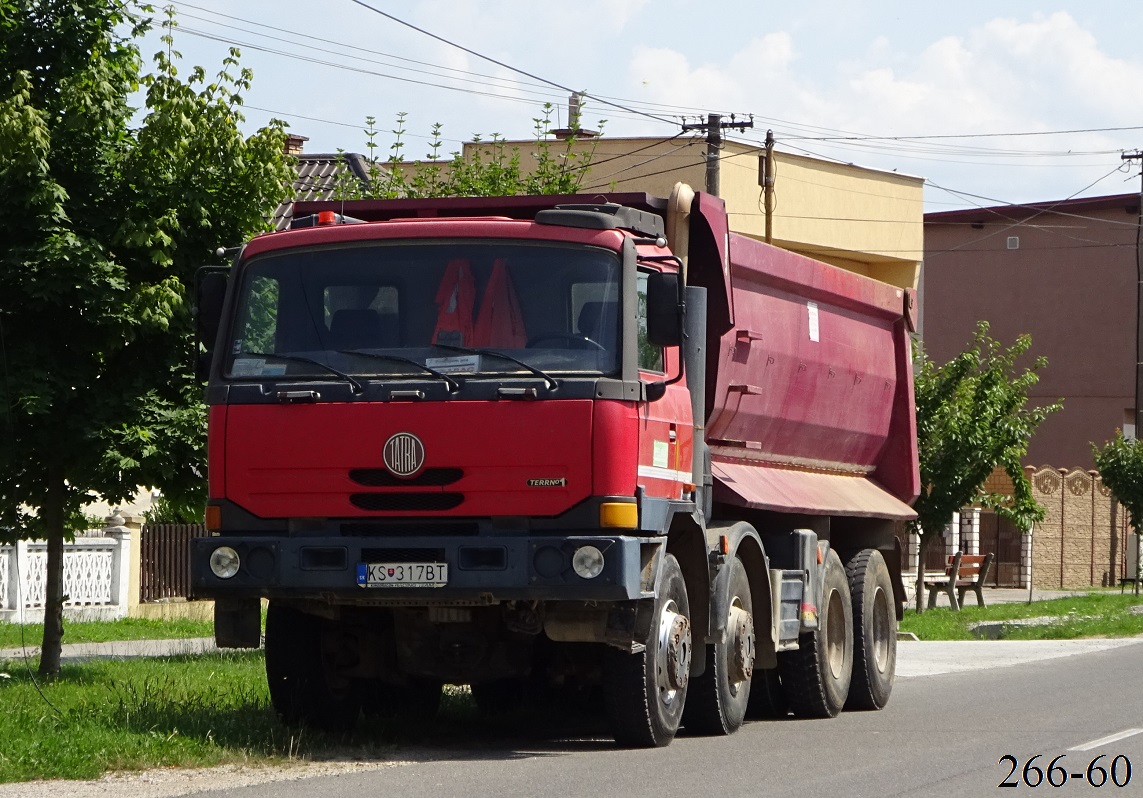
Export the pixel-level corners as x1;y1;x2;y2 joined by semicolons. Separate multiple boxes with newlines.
265;601;358;731
746;667;788;719
683;555;754;735
777;549;852;718
844;548;896;710
603;553;692;747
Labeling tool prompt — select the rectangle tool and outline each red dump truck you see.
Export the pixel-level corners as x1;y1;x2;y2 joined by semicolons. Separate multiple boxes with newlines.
191;185;919;747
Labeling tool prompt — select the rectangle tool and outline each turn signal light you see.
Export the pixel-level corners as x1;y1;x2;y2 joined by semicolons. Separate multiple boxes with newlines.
599;501;637;529
204;505;221;533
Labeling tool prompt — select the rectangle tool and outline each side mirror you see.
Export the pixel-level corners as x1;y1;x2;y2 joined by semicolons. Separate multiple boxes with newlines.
646;271;682;347
195;270;229;381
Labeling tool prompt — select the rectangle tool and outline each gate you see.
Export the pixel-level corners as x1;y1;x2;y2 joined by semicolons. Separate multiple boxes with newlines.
139;524;203;602
979;510;1023;587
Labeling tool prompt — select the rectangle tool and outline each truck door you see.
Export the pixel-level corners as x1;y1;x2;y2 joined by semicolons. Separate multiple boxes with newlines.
636;270;694;505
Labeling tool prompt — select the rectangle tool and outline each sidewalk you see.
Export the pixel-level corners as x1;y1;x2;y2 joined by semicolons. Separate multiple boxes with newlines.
908;584;1094;609
0;637;218;664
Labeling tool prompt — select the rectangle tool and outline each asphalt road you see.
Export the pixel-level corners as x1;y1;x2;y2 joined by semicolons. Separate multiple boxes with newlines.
184;638;1143;798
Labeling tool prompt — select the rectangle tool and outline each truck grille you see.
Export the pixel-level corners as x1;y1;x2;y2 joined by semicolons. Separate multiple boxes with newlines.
350;493;464;511
349;468;463;487
341;521;479;536
361;547;446;562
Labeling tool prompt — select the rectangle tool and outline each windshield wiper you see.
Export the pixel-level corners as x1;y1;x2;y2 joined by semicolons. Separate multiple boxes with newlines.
337;350;460;392
430;343;559;391
239;351;364;394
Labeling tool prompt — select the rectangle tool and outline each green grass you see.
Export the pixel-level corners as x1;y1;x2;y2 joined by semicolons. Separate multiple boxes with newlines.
0;617;214;650
0;651;423;783
900;592;1143;640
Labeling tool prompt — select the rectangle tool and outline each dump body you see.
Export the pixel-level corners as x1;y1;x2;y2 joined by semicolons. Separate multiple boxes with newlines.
700;227;919;518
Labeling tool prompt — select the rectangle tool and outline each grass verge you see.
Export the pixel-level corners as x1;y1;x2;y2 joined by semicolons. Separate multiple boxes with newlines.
0;617;214;650
899;592;1143;640
0;651;415;783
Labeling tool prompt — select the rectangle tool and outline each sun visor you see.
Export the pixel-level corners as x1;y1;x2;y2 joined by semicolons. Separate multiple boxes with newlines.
712;461;917;520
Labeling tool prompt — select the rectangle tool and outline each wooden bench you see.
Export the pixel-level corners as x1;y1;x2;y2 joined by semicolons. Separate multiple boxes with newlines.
922;551;995;611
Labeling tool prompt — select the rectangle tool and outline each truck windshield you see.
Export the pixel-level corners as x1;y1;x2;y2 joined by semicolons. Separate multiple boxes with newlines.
225;240;622;381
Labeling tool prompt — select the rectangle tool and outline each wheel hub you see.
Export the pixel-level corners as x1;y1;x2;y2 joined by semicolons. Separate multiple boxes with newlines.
728;605;755;683
657;603;691;698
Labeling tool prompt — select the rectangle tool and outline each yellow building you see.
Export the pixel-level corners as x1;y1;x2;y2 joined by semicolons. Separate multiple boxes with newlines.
450;135;923;291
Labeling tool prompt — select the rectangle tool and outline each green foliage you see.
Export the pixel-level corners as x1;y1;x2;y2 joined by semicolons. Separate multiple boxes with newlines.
1093;430;1143;535
337;103;603;200
911;322;1060;557
0;2;292;536
0;1;293;671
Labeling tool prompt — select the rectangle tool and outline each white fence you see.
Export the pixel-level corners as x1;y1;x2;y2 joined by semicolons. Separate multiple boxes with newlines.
0;527;132;623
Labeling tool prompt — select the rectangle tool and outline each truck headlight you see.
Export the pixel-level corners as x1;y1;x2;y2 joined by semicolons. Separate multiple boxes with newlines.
572;545;605;579
209;546;241;579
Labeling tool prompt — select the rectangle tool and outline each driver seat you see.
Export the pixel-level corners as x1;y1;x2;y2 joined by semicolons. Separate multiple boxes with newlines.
577;301;618;352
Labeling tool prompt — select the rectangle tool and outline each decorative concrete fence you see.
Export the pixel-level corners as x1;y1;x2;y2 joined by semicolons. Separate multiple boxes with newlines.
1027;466;1131;589
0;523;132;624
0;512;212;624
901;465;1135;593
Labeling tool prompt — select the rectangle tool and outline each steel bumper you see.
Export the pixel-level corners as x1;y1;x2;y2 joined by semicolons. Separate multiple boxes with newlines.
190;534;654;603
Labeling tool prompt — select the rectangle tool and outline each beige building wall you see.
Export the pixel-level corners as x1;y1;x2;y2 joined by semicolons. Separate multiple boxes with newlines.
399;135;924;291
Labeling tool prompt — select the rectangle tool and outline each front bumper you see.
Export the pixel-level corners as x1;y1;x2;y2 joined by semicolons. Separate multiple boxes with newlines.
190;533;655;603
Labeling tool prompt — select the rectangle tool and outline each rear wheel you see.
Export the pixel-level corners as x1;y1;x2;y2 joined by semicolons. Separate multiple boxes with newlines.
845;549;896;710
265;602;358;731
683;555;754;735
777;549;853;718
603;554;692;747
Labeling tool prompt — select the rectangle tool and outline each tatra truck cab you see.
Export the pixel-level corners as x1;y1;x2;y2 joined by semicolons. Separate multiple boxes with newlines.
191;185;919;747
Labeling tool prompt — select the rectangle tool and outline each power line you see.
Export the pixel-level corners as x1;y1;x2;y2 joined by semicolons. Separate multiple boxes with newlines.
345;0;681;128
924;165;1129;259
169;3;1143;168
787;124;1143;143
174;2;554;93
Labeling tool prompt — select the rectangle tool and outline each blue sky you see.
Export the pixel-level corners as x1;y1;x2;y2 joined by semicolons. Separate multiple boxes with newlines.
143;1;1143;210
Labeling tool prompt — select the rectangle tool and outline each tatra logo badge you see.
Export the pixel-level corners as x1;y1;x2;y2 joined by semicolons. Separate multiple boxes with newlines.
383;432;425;477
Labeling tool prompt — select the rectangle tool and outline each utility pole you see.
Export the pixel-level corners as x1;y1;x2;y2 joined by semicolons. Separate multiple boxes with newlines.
1124;151;1143;439
1124;150;1143;596
682;113;754;196
762;129;776;243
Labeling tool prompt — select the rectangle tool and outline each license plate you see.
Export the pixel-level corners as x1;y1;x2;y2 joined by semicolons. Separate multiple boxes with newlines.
356;562;448;588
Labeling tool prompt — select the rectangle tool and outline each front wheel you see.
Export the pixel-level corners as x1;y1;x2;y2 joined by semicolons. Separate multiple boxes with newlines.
777;548;853;718
603;553;692;747
265;602;358;731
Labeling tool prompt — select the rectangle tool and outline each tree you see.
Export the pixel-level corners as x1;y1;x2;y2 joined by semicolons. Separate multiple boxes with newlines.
1092;431;1143;595
0;2;292;676
337;104;604;200
910;322;1060;611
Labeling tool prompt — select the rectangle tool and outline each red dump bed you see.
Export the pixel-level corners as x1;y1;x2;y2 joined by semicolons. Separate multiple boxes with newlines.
688;195;919;520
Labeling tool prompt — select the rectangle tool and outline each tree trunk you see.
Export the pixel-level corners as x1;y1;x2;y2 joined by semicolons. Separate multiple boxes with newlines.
38;469;66;679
